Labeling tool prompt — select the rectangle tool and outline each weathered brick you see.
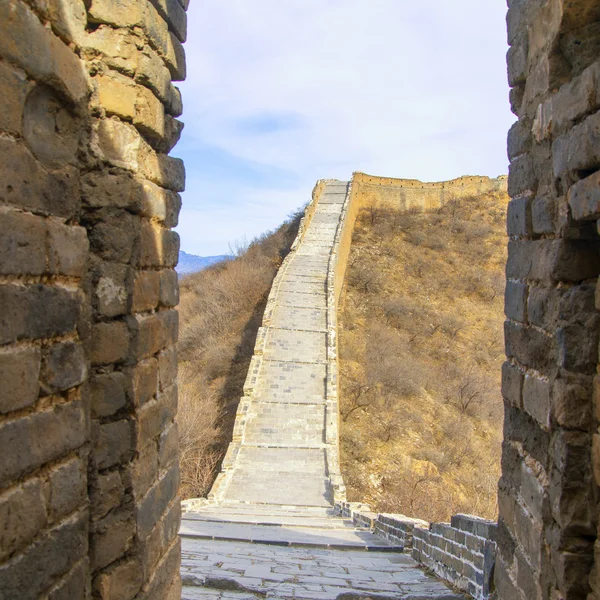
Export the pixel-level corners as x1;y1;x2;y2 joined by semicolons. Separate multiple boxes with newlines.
135;85;165;142
159;309;178;347
136;46;171;103
166;84;183;117
136;536;180;600
38;0;87;48
139;148;185;192
531;195;556;234
94;261;130;318
83;26;139;76
137;179;181;226
149;0;187;42
93;419;134;470
504;321;555;374
158;346;177;390
87;0;144;28
0;399;86;488
0;211;46;276
130;357;158;406
47;558;89;600
93;118;141;172
40;342;87;394
0;513;87;599
82;171;140;211
0;1;88;102
0;346;41;414
136;463;179;539
137;384;176;444
552;111;600;178
158;422;178;469
91;321;129;366
505;280;528;322
127;313;165;359
125;440;158;497
46;457;86;522
88;210;137;263
552;374;593;431
0;477;47;562
0;138;80;218
90;509;134;571
508;154;536;199
93;555;143;600
90;470;124;521
91;371;128;418
159;269;178;307
522;374;551;429
568;170;600;221
132;270;160;312
0;60;33;135
47;221;88;277
95;73;137;120
165;32;186;81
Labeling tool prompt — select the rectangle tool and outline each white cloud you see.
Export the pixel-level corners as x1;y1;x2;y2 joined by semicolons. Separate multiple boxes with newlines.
176;1;514;255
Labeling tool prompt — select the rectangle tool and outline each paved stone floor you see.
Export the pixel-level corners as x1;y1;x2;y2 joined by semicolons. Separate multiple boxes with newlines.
181;181;465;599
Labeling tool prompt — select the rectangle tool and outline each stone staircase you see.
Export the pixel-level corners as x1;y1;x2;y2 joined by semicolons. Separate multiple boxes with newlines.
180;181;465;599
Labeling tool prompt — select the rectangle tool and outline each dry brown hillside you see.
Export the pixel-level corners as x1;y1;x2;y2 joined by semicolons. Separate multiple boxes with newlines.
177;211;303;499
339;190;508;522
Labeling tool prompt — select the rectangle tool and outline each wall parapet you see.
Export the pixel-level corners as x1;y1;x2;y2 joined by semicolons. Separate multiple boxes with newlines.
335;502;497;599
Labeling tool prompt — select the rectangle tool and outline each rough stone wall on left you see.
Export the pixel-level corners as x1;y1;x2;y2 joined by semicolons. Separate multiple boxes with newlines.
0;1;186;598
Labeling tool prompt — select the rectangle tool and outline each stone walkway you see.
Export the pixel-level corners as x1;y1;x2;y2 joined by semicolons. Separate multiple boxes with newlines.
181;181;465;599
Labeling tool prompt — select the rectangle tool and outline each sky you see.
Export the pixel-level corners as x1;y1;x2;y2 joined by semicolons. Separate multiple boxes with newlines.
175;1;515;256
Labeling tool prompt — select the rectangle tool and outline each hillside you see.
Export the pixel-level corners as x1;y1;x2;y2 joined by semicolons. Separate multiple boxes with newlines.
176;251;232;275
177;211;303;499
338;188;508;522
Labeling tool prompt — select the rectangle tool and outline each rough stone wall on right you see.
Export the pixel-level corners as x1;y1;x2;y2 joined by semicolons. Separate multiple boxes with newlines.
498;1;600;598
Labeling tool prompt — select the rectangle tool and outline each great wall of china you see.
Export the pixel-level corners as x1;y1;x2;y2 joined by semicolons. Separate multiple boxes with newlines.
1;0;599;599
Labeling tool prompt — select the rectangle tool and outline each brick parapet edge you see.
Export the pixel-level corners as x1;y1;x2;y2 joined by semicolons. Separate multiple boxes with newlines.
335;502;496;599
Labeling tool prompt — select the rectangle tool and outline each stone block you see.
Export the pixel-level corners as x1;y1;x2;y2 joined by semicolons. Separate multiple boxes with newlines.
0;1;88;102
130;357;159;406
159;269;178;307
0;211;46;276
143;0;170;57
137;384;176;444
136;46;171;103
40;341;87;395
507;34;528;87
91;321;129;365
136;537;180;600
149;0;187;42
92;118;141;172
158;422;178;469
91;371;128;418
159;115;184;154
82;171;139;210
531;195;556;234
507;194;531;238
46;457;86;522
166;84;183;117
508;154;536;199
552;111;600;178
504;404;550;468
127;313;165;359
139;147;185;192
23;85;82;170
40;0;87;48
90;509;134;571
163;230;180;268
0;477;47;562
158;310;178;346
505;280;527;322
93;419;134;469
507;118;531;161
132;270;160;312
158;346;177;390
0;60;33;135
557;322;599;374
125;441;158;498
87;0;144;28
165;32;186;81
522;374;551;429
83;26;138;76
88;210;137;263
0;399;87;488
93;556;143;600
0;138;79;218
47;221;88;278
0;283;80;345
90;470;124;521
94;261;129;318
137;220;165;268
0;513;87;599
134;85;165;142
568;170;600;221
95;74;137;120
0;346;41;414
504;320;555;374
136;463;179;539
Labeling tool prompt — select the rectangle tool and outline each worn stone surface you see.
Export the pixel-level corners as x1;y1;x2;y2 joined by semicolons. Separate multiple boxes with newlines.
499;2;600;599
0;0;185;596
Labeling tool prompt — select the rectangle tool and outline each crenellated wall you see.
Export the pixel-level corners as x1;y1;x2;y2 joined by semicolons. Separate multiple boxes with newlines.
498;1;600;599
0;1;186;597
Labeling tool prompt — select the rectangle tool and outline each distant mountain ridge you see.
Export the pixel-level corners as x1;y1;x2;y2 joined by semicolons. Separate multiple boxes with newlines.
176;251;230;275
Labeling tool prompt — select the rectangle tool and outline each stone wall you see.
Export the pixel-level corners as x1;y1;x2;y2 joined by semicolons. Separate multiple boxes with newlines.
498;1;600;599
0;1;186;597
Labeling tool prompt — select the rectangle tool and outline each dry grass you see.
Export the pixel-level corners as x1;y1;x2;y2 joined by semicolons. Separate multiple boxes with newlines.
339;192;508;522
177;210;304;499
